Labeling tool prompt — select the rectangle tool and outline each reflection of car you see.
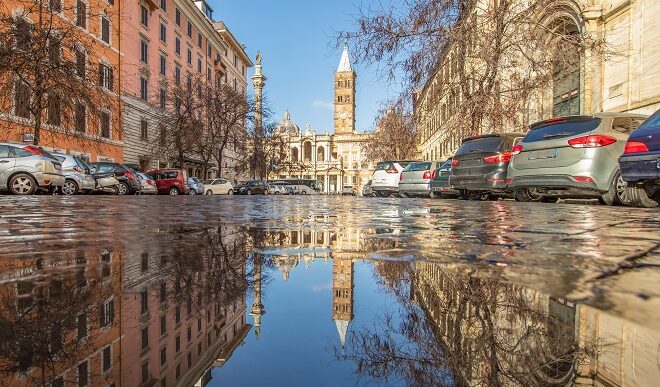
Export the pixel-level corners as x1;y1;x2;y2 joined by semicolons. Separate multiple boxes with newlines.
234;180;268;195
431;158;460;198
147;169;190;195
91;162;142;195
362;180;374;197
399;161;441;198
52;153;96;195
341;186;356;196
0;143;64;195
203;178;234;195
137;172;158;195
508;113;647;205
268;184;284;195
371;160;416;197
619;110;660;207
187;177;204;195
451;133;524;200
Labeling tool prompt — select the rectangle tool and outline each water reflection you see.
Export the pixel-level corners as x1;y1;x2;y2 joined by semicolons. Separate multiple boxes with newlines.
0;220;658;386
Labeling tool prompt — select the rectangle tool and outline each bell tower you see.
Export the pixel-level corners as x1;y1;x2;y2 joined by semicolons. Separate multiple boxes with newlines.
334;42;356;135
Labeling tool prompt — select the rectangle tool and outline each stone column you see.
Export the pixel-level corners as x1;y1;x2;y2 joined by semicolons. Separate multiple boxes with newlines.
582;6;603;115
251;53;267;178
250;253;266;339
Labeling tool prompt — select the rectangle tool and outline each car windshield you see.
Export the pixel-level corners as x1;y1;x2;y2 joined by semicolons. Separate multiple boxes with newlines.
638;110;660;130
455;137;503;155
525;117;601;142
404;162;432;172
375;162;393;171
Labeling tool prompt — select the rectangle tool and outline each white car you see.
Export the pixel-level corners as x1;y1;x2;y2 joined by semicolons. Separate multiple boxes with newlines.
370;160;417;197
203;178;234;195
137;172;158;195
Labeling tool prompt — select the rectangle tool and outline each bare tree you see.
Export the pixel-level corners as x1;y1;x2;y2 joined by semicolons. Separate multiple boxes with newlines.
365;98;418;161
0;2;118;148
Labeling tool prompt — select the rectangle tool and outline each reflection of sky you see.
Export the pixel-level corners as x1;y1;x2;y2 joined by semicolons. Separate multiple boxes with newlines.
210;261;406;386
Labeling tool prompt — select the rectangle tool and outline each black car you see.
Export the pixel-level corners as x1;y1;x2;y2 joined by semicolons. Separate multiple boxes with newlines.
89;162;142;195
450;133;525;200
234;180;269;195
619;109;660;207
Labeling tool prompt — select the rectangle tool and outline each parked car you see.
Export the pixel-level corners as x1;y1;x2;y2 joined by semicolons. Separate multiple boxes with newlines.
341;186;356;196
203;178;234;195
399;161;442;198
430;158;460;198
362;180;374;197
508;113;648;205
267;183;285;195
147;169;190;195
371;160;416;197
451;133;525;200
234;180;268;195
137;172;158;195
187;176;205;195
283;185;297;195
90;162;142;195
0;143;64;195
619;110;660;207
52;153;97;195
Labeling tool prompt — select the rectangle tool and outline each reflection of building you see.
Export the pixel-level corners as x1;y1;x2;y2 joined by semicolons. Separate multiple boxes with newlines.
271;44;374;194
333;258;354;348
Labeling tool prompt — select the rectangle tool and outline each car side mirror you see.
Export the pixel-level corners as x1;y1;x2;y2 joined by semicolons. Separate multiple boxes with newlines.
85;168;91;175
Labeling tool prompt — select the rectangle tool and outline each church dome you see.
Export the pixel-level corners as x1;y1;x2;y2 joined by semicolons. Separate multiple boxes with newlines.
277;110;300;135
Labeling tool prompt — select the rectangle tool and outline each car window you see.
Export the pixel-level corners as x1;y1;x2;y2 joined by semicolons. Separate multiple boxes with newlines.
455;137;503;155
404;162;432;172
155;171;178;180
611;118;632;134
97;164;115;173
0;145;11;158
9;146;35;158
525;117;601;142
219;179;228;184
375;162;393;171
397;162;412;169
638;110;660;130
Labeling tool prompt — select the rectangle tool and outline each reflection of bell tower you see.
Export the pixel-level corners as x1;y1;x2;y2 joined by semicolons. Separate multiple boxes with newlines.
334;42;356;135
332;257;354;348
249;254;265;339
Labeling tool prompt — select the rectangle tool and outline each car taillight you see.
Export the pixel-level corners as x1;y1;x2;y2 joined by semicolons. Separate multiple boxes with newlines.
451;159;460;167
623;141;649;154
568;135;617;148
511;145;523;155
387;167;398;174
431;170;437;179
23;145;44;156
483;152;513;163
422;170;432;179
124;171;135;180
148;180;154;185
400;173;404;182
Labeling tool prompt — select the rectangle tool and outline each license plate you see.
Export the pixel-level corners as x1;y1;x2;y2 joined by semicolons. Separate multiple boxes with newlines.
528;149;557;160
461;159;480;167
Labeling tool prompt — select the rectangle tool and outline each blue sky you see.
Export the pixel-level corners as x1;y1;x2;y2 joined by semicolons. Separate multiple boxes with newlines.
210;0;403;133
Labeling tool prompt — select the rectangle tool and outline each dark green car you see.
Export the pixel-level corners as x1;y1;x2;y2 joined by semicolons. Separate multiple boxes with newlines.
430;158;460;198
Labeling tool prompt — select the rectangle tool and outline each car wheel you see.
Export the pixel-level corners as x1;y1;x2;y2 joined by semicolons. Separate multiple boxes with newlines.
9;174;37;195
206;190;213;195
430;191;440;199
513;188;544;203
228;190;234;195
613;172;632;206
169;187;179;195
399;192;408;198
116;182;129;196
189;190;195;195
264;190;269;195
541;196;560;203
301;190;307;195
61;179;79;196
460;190;488;201
627;186;659;208
247;189;252;195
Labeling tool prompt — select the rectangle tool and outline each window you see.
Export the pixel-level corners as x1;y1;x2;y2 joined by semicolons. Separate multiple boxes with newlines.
187;326;192;341
47;94;61;125
140;5;148;27
51;377;64;387
74;103;86;132
233;54;237;67
78;361;88;387
611;118;633;134
197;32;202;48
75;48;86;78
159;88;166;109
197;342;201;355
48;34;61;65
14;81;31;119
141;361;149;384
160;54;166;75
160;21;167;43
77;312;87;339
140;38;148;63
76;0;87;29
160;0;167;12
175;8;181;26
197;57;202;73
187;21;192;37
102;345;111;372
174;65;181;85
140;289;148;314
187;74;192;92
175;36;181;55
175;306;180;323
175;334;180;353
100;298;114;326
100;15;110;44
197;318;201;332
187;48;192;65
49;0;62;12
187;352;191;367
99;63;114;91
140;76;148;100
176;364;180;380
100;111;110;138
160;315;166;335
141;326;149;350
139;118;149;140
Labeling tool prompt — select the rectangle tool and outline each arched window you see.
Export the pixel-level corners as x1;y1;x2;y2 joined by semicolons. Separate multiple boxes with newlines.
552;18;581;116
303;141;312;162
317;146;325;162
291;147;299;163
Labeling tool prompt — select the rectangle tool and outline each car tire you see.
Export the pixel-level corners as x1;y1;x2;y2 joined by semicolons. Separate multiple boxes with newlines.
228;190;234;195
169;187;179;195
206;190;213;195
8;173;37;195
247;189;252;195
460;189;488;201
61;179;79;196
513;188;544;203
541;196;560;204
613;171;632;206
264;190;269;195
627;186;659;208
116;182;130;196
430;191;440;199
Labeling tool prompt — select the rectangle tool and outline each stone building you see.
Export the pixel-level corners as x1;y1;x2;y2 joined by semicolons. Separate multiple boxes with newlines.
416;0;660;161
271;44;374;194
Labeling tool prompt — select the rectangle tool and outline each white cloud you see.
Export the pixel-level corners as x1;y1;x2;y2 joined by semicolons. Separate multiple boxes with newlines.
312;100;333;110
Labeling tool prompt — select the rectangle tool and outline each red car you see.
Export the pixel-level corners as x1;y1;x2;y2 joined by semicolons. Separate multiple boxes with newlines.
147;169;190;195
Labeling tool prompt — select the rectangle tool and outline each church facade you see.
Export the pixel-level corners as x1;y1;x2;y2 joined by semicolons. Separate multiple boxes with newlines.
270;45;374;194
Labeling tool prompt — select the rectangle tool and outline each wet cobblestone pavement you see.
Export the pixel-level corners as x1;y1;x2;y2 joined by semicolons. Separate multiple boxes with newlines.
0;196;659;386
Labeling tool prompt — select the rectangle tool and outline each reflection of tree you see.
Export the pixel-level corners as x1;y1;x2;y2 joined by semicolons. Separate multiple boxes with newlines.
337;261;584;386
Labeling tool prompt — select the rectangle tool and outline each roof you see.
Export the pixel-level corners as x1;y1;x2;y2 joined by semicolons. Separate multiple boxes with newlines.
337;43;352;72
213;21;254;67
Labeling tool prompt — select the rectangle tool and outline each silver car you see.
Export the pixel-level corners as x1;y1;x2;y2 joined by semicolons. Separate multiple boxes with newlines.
399;161;441;198
0;143;64;195
508;113;648;204
52;153;97;195
137;172;158;195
